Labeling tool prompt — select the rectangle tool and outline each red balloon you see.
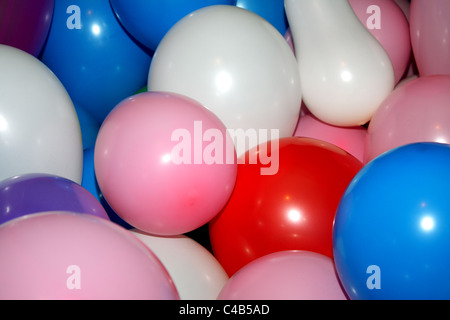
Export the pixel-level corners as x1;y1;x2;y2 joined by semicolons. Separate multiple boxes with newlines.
209;137;363;276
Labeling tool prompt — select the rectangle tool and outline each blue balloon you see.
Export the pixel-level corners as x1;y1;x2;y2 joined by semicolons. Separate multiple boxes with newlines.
333;142;450;300
40;0;152;124
81;147;101;202
74;103;100;150
236;0;288;35
82;147;133;229
109;0;237;51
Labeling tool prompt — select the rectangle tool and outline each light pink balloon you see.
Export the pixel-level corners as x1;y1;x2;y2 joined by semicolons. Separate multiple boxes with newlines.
0;212;179;300
95;92;237;235
217;250;348;300
410;0;450;76
366;75;450;163
294;114;366;163
349;0;411;84
392;0;421;78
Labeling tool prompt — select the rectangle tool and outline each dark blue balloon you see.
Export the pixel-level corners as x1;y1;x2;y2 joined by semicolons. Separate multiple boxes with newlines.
40;0;152;124
333;142;450;300
109;0;237;51
236;0;288;35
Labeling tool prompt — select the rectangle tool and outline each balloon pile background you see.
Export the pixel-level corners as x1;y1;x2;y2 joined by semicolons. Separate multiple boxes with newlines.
1;0;449;300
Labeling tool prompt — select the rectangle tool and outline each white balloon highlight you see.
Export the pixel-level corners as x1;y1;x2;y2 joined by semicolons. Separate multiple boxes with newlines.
148;5;302;156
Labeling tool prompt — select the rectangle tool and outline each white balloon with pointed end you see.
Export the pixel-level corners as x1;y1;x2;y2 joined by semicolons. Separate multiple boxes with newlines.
285;0;395;127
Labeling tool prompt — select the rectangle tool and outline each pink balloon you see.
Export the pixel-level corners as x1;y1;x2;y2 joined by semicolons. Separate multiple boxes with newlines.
366;75;450;163
349;0;411;84
0;212;179;300
217;251;347;300
294;114;366;163
393;0;411;21
95;92;237;235
392;0;420;78
410;0;450;76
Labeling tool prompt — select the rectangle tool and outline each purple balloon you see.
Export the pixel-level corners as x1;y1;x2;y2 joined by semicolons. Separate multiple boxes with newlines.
0;173;109;225
0;0;54;56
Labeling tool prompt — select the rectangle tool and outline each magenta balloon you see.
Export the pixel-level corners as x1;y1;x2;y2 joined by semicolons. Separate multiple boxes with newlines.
349;0;411;84
366;75;450;163
411;0;450;76
0;0;54;56
0;212;179;299
294;114;366;163
95;92;237;236
217;251;347;300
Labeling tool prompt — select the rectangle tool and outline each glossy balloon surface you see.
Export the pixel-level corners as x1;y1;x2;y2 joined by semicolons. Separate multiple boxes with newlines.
0;173;109;225
366;75;450;163
334;143;450;300
294;114;367;163
95;92;237;235
285;0;394;126
210;137;363;276
0;45;83;184
0;0;54;56
40;0;152;123
349;0;411;84
148;5;301;156
410;0;450;76
0;212;179;299
110;0;236;51
132;230;229;300
218;251;347;300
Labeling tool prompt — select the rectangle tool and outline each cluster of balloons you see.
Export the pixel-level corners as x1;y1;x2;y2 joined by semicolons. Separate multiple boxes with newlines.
0;0;450;300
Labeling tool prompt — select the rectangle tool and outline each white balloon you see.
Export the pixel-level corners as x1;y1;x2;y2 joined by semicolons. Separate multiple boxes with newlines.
148;5;302;156
131;229;229;300
0;45;83;184
285;0;395;127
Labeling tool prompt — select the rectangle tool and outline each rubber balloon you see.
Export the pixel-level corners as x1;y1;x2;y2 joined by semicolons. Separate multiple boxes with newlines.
285;0;394;126
0;173;109;225
110;0;236;51
410;0;450;76
82;148;133;229
294;114;367;163
349;0;411;84
0;212;179;299
0;0;54;56
40;0;152;123
235;0;288;35
95;92;237;235
74;103;100;150
334;142;450;300
148;5;301;156
0;45;83;184
218;251;347;300
366;75;450;163
131;229;229;300
209;137;363;276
